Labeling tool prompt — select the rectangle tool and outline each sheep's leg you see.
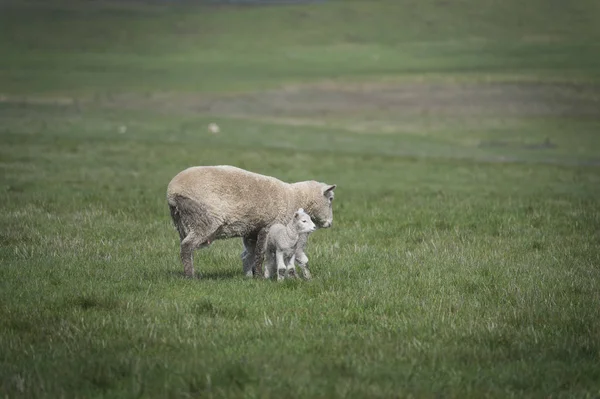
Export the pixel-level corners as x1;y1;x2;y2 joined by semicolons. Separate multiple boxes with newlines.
180;232;212;278
252;228;268;278
295;251;312;280
241;236;257;278
170;195;216;278
276;251;286;282
264;251;275;279
286;254;297;279
180;235;195;278
269;253;278;279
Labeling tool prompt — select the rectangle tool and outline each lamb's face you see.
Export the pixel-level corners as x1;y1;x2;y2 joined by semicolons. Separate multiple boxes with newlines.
294;209;316;234
310;183;336;228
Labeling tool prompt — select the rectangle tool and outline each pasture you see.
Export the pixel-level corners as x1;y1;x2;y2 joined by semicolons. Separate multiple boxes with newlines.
1;0;600;397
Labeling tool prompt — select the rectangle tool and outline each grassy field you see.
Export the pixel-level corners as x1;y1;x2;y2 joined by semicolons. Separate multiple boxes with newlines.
1;0;600;397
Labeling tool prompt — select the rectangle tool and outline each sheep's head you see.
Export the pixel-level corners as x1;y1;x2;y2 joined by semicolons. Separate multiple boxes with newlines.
294;208;317;234
308;183;336;229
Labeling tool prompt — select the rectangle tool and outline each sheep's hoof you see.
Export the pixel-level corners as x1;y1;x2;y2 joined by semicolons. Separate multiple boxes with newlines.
287;269;296;279
251;268;260;279
302;269;312;280
277;269;286;281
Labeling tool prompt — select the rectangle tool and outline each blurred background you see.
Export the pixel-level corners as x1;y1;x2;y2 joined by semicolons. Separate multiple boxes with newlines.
2;0;599;165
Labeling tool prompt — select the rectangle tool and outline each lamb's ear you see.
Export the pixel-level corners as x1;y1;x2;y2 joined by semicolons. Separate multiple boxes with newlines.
322;184;336;196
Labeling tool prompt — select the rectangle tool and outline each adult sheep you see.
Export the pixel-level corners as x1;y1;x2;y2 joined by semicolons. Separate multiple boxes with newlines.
167;165;336;278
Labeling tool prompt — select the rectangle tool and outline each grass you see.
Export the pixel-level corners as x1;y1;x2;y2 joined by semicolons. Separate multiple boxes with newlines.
2;0;600;94
1;0;600;397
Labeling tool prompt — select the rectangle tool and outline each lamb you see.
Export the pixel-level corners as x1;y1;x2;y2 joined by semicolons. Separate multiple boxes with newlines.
264;208;316;281
166;165;336;278
241;230;314;279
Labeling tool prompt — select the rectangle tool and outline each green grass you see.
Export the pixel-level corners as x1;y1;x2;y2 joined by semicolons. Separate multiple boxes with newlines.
2;0;600;94
1;0;600;398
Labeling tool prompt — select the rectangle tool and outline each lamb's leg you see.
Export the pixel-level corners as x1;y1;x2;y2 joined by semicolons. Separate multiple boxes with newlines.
276;251;286;282
241;236;257;278
286;254;297;279
295;250;312;280
252;228;268;278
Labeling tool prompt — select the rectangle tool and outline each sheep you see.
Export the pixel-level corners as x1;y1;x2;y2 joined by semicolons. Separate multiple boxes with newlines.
167;165;336;278
264;208;316;281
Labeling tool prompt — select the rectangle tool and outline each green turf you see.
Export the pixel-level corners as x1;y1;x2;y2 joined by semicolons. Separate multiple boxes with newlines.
1;1;600;398
2;0;600;94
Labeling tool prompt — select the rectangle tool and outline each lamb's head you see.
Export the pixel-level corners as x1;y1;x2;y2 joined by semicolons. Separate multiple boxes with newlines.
293;208;317;234
303;182;336;229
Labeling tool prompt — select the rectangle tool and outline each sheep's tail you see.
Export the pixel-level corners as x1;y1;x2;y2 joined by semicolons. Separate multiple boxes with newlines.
168;196;187;241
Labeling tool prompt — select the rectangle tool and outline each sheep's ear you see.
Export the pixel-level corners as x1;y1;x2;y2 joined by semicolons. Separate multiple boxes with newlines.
322;184;336;196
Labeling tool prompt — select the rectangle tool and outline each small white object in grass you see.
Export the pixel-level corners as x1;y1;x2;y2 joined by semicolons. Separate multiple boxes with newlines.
118;125;127;134
208;123;220;134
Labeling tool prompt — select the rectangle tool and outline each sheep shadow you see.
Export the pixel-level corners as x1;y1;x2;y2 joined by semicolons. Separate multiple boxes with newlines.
167;268;242;281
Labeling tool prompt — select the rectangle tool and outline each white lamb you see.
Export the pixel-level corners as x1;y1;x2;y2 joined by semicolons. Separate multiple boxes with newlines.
240;231;313;279
265;208;316;281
